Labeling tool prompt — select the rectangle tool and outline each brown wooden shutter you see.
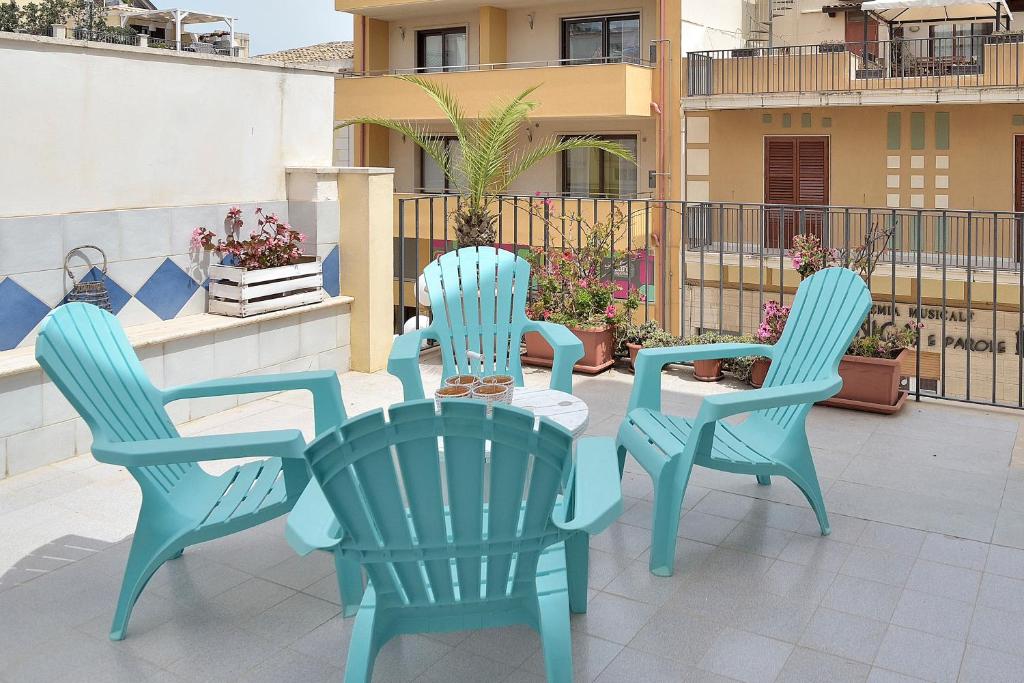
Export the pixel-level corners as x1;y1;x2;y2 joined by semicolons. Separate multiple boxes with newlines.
764;136;829;248
796;137;829;206
764;138;796;205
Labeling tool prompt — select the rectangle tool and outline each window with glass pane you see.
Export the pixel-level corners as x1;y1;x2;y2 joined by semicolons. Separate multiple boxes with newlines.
562;135;637;198
420;137;461;193
562;14;640;65
417;28;467;72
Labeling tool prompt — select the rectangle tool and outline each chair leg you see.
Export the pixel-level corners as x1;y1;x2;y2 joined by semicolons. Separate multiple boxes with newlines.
333;548;364;618
648;471;689;577
168;549;184;560
756;475;771;486
616;443;628;477
343;597;380;683
536;587;573;682
110;529;179;641
564;532;589;614
788;459;831;536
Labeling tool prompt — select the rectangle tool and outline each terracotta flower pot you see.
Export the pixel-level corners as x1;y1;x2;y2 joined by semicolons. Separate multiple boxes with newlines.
627;343;642;370
750;358;771;388
821;349;908;414
523;326;615;374
692;359;724;382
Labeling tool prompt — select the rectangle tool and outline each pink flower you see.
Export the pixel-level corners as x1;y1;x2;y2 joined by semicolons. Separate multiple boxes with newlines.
542;310;551;320
605;305;617;319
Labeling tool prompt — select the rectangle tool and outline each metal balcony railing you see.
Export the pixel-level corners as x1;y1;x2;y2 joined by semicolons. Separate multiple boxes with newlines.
395;195;1024;410
687;33;1024;96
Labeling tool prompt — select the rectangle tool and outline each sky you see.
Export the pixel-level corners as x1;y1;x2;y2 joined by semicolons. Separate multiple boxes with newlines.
180;1;354;55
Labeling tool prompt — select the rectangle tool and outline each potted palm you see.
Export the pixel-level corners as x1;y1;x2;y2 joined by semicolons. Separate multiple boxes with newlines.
338;76;634;247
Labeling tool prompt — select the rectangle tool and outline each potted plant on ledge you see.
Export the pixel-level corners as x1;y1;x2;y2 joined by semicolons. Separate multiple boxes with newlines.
192;206;323;317
820;322;923;414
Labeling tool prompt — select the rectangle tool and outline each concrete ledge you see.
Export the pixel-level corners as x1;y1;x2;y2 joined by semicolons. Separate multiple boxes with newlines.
0;297;353;479
0;31;338;74
0;296;353;380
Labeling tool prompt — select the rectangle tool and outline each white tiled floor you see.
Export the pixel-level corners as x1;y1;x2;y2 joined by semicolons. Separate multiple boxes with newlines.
2;354;1024;681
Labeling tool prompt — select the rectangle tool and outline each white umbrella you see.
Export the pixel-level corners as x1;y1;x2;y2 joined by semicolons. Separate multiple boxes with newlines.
861;0;1012;25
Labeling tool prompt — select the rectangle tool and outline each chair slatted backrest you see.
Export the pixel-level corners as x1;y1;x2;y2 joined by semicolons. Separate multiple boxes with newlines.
758;268;872;430
304;400;574;609
35;303;189;493
422;247;532;382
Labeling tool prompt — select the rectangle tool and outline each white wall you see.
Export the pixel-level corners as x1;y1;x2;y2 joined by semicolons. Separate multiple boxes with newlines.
0;34;336;218
682;0;747;53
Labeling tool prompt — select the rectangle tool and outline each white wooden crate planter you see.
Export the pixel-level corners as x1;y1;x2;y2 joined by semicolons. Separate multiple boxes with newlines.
207;256;325;317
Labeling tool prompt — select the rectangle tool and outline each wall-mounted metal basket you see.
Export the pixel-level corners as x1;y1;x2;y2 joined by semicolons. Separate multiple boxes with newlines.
64;245;112;312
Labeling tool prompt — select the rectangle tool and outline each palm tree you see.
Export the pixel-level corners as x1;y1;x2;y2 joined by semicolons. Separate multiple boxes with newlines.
339;75;636;247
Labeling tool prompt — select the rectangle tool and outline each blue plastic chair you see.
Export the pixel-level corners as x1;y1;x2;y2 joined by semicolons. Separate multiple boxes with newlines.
617;268;872;576
34;303;363;640
388;247;584;399
287;400;623;682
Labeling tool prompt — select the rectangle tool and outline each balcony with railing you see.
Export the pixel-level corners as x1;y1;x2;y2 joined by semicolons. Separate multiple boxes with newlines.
686;33;1024;98
336;58;655;121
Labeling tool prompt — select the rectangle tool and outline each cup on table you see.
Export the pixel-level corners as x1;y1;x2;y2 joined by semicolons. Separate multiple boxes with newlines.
445;374;479;389
434;384;472;410
471;383;511;413
481;375;514;403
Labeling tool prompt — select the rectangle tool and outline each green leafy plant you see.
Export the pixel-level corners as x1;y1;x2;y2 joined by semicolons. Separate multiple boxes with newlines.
0;1;19;32
680;331;759;381
848;321;923;359
338;75;635;246
642;329;682;349
617;319;661;355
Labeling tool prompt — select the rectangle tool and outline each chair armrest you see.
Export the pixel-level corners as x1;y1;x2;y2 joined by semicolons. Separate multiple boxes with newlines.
91;430;306;467
523;320;584;394
286;483;343;556
163;371;345;435
629;343;774;412
696;376;843;423
552;437;623;534
387;326;440;401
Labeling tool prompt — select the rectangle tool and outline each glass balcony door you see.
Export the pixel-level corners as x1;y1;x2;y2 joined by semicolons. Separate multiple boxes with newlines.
562;14;641;65
562;135;638;198
417;27;467;72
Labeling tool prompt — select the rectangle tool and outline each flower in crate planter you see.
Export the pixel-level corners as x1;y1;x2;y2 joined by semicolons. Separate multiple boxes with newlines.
191;207;324;317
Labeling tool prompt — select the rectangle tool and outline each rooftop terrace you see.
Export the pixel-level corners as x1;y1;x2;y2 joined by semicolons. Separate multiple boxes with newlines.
3;359;1023;682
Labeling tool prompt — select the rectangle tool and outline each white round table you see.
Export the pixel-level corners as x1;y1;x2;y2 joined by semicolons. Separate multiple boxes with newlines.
511;387;589;439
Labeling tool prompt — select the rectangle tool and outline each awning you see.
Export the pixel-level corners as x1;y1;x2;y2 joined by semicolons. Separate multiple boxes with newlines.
860;0;1012;24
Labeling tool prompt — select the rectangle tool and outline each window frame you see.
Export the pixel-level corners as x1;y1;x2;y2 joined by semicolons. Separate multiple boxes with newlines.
416;26;468;72
418;135;460;194
560;13;642;65
559;133;639;199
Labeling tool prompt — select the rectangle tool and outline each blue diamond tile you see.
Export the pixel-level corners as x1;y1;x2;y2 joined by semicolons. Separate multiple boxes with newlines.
0;278;51;351
135;259;200;321
60;267;131;315
322;245;340;297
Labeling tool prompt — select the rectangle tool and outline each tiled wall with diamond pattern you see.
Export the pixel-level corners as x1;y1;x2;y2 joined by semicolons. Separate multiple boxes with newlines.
0;201;341;351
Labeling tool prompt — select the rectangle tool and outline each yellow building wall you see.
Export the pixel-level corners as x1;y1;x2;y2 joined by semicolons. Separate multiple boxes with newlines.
693;104;1024;212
